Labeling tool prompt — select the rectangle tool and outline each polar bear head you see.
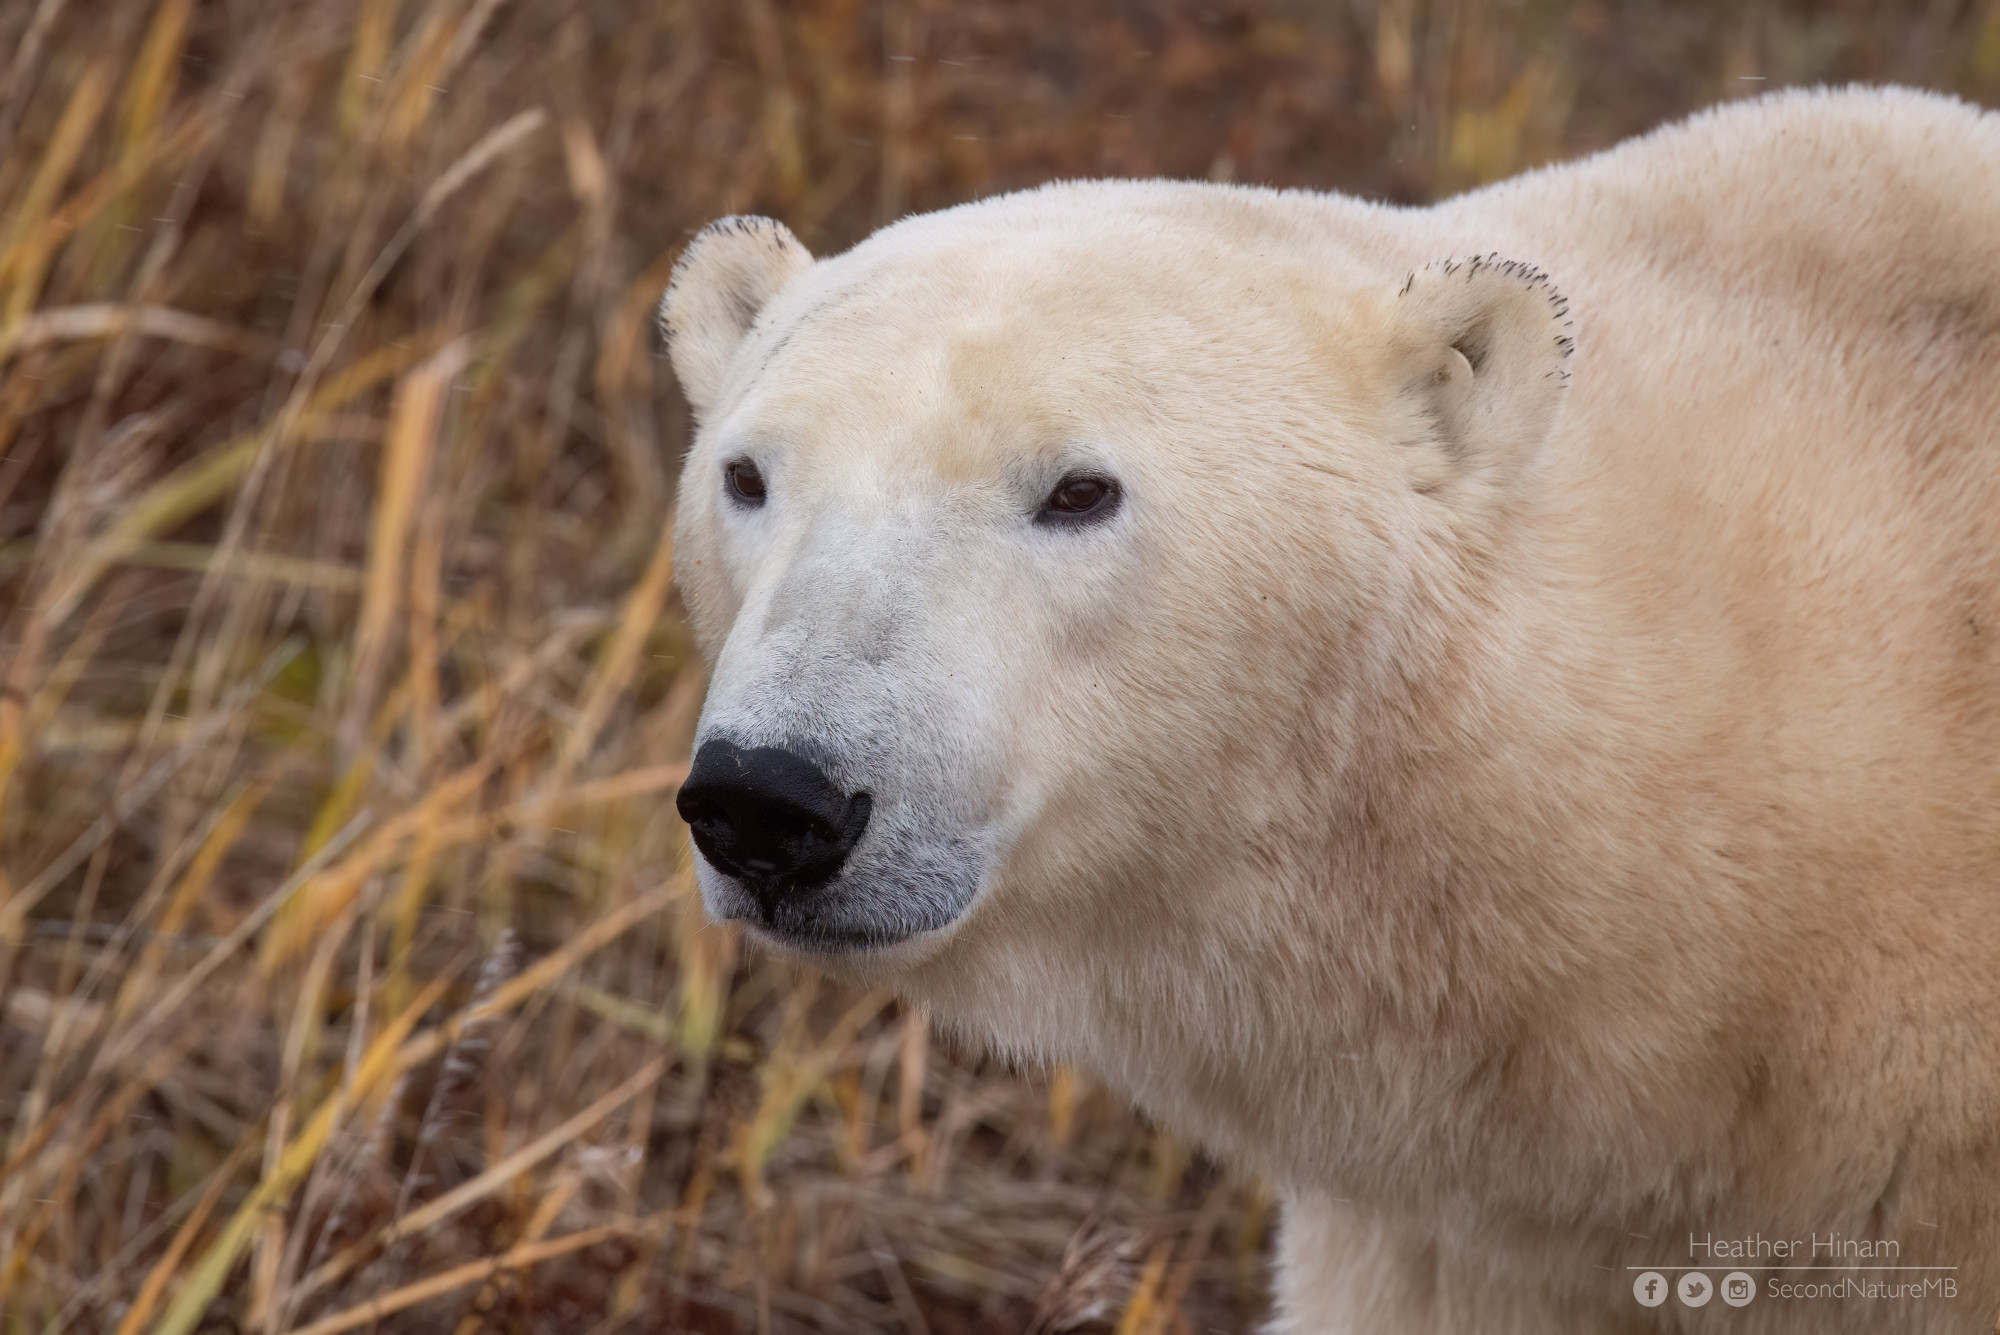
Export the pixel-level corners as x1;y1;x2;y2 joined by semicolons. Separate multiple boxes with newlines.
662;185;1571;990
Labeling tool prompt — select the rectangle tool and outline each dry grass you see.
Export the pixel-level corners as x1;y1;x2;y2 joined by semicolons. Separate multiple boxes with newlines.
0;2;1992;1332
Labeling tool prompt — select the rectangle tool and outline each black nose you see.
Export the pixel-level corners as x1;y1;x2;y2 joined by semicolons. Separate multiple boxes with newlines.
676;739;872;897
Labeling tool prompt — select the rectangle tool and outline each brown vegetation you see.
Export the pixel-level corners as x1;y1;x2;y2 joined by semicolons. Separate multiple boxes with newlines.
0;1;1992;1331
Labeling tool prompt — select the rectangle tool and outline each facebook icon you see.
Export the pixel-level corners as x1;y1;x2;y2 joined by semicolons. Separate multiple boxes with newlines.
1633;1272;1669;1307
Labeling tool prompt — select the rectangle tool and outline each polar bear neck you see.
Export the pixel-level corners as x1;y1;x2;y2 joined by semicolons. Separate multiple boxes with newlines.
895;490;1728;1191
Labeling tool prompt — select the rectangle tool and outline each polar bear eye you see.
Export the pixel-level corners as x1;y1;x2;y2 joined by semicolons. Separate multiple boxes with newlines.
723;458;766;507
1036;472;1121;526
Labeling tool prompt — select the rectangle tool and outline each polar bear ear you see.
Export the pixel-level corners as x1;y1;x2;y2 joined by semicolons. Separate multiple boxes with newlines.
1383;255;1573;496
659;216;815;421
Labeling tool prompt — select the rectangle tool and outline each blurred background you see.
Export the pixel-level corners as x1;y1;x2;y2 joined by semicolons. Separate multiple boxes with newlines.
0;2;1993;1331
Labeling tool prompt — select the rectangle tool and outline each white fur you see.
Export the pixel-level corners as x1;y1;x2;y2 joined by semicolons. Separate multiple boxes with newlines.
664;87;2000;1332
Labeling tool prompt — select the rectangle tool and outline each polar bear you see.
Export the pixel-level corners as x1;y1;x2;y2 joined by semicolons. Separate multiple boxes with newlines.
661;87;2000;1333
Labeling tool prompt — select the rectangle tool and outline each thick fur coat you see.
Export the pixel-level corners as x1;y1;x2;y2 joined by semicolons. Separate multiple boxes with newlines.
660;87;2000;1332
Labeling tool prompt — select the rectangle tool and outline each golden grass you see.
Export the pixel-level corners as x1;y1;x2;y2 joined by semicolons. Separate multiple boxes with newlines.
0;1;1992;1331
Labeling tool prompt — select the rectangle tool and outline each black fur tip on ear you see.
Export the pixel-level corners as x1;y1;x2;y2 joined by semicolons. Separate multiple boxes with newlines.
1389;253;1574;497
659;216;814;419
